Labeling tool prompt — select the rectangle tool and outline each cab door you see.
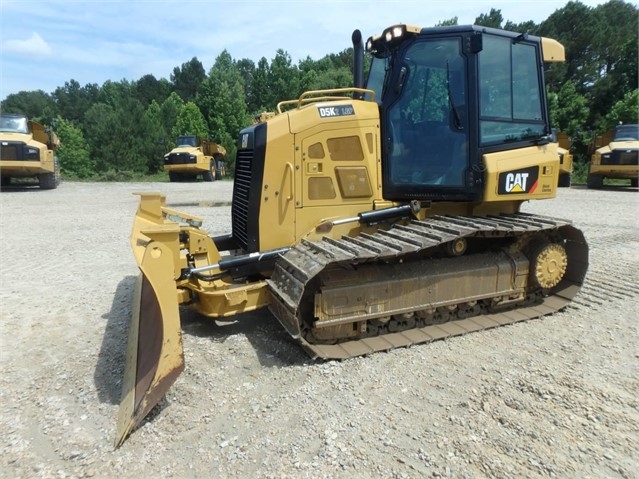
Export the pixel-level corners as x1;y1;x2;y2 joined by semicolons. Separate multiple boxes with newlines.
380;35;480;202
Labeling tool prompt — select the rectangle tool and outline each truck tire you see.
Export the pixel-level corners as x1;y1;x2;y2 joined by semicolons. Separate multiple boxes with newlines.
214;155;224;180
0;176;10;188
631;178;638;188
203;160;215;182
168;172;181;182
558;173;571;188
587;173;603;189
38;158;61;190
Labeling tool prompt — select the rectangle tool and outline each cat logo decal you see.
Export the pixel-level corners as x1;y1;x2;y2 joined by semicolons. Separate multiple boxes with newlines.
498;166;539;195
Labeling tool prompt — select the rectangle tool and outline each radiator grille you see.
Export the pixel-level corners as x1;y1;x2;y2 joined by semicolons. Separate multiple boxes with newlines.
232;149;253;250
165;152;196;165
602;149;638;166
1;142;25;161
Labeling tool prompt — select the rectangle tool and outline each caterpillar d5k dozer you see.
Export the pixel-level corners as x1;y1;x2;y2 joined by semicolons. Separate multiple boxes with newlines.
115;24;589;446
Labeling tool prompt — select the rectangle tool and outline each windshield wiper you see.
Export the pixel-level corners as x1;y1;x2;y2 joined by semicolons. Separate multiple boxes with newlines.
446;61;463;130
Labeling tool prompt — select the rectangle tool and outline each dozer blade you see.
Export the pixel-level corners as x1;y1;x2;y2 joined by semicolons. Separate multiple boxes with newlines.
115;240;184;448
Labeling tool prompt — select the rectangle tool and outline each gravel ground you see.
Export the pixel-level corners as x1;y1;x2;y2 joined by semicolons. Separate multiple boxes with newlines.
0;180;638;479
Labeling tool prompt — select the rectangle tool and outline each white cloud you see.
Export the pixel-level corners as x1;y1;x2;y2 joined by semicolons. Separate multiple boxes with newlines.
3;32;52;57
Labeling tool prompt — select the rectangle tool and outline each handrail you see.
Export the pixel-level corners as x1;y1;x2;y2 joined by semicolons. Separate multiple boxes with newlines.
277;87;376;113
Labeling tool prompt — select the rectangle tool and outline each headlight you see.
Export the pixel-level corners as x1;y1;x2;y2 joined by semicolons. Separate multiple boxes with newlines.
189;155;196;162
26;147;40;160
366;37;374;51
366;25;420;54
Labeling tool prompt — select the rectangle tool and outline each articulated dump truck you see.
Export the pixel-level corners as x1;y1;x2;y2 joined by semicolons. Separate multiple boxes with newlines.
556;131;573;187
0;113;60;189
587;124;639;189
163;135;226;182
116;24;589;446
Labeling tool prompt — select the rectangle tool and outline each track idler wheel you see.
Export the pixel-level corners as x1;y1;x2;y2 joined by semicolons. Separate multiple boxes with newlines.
529;241;568;289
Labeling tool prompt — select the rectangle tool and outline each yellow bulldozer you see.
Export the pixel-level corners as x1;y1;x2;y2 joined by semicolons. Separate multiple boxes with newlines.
0;113;61;189
116;24;589;446
163;135;226;182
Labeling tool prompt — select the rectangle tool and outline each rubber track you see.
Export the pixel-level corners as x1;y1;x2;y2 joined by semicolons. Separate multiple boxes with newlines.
267;213;589;359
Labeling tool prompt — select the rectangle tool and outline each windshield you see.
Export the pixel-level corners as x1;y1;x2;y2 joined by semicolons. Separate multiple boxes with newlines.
177;136;197;147
613;124;639;141
0;115;29;133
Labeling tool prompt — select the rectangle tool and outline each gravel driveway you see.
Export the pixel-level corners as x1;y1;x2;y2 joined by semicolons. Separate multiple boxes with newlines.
1;181;637;479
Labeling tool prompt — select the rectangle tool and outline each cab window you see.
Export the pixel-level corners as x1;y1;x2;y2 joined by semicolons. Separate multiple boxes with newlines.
478;35;544;146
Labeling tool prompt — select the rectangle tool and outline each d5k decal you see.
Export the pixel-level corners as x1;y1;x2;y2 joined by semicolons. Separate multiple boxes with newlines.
498;166;539;194
317;105;355;118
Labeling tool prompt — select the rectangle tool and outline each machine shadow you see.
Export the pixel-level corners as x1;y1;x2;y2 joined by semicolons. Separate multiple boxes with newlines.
95;275;312;406
0;184;46;193
95;274;137;405
180;307;313;368
570;185;638;192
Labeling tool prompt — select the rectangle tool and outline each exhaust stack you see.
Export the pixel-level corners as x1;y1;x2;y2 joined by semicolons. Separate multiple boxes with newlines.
352;29;364;99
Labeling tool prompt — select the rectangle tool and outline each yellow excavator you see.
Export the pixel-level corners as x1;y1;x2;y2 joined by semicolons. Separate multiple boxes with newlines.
116;24;589;446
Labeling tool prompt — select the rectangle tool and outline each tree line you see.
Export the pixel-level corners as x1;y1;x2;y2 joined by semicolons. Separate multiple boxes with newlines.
1;0;636;179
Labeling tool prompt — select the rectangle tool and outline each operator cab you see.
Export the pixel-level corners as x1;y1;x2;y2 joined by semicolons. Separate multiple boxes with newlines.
364;25;552;202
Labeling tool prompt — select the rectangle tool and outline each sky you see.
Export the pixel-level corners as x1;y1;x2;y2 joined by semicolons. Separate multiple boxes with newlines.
0;0;607;101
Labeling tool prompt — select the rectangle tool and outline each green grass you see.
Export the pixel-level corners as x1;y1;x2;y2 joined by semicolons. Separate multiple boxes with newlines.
60;170;179;182
61;169;170;182
60;170;236;182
